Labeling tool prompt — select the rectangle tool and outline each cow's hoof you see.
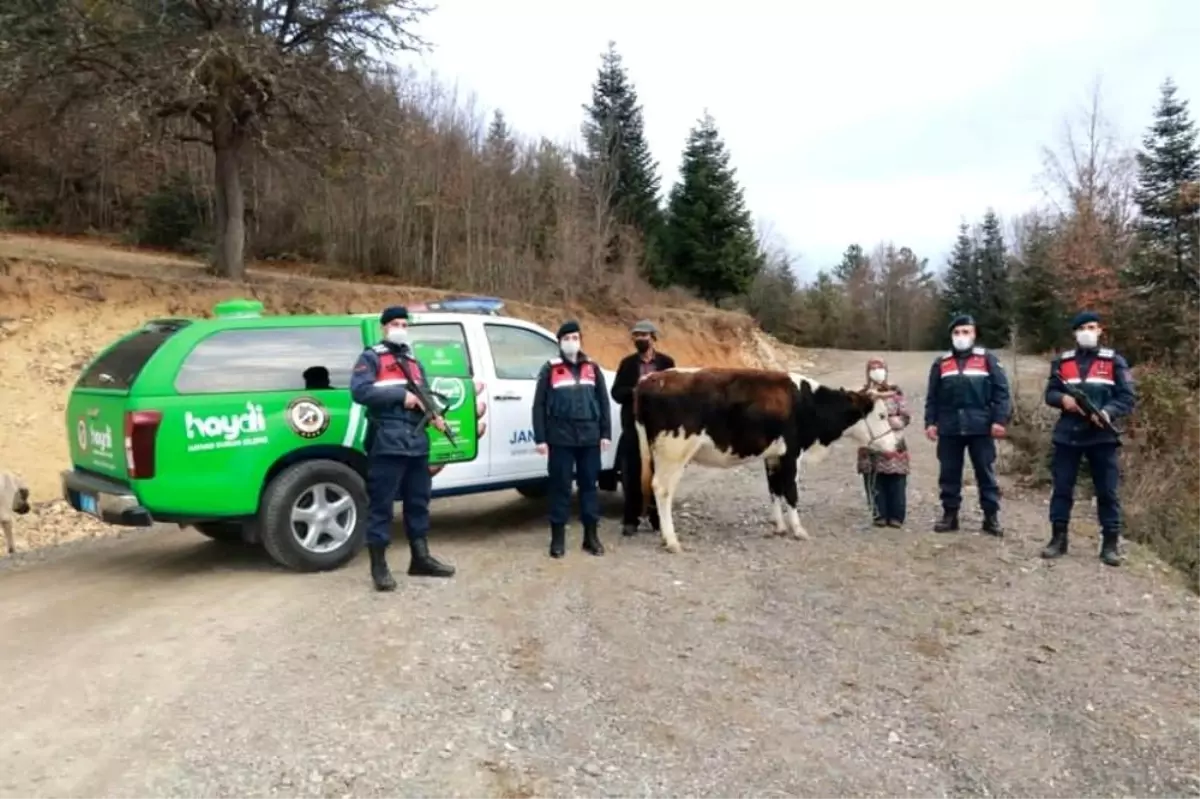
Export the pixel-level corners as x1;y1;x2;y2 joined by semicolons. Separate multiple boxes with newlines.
663;542;683;554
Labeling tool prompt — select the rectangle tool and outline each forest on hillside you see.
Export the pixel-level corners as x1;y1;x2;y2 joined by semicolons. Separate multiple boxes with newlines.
0;0;1196;370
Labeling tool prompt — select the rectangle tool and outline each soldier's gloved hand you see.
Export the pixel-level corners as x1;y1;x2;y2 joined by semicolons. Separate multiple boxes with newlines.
404;391;425;411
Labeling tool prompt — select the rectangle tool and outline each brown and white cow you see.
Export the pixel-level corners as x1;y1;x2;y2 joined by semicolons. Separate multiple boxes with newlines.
633;367;898;553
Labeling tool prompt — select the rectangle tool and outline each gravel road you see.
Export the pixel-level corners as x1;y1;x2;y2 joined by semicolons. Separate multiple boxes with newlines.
1;351;1197;798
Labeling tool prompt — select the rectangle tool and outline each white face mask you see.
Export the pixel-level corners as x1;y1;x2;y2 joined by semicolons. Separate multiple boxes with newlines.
560;339;581;358
1074;329;1099;349
868;368;887;384
384;327;409;346
951;334;974;352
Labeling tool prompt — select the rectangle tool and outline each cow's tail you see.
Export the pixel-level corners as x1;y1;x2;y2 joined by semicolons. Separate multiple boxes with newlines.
636;419;653;517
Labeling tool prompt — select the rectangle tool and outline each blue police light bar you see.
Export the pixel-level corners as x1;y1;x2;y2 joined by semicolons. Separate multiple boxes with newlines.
407;296;506;316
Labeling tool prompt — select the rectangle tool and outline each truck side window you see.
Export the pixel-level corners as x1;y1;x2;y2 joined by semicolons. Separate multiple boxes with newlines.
174;327;364;394
484;324;558;380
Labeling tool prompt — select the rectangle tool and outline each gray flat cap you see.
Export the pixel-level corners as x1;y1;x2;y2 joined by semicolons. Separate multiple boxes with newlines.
631;319;658;335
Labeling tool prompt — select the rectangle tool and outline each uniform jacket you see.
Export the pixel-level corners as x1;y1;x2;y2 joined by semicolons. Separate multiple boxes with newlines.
610;351;675;431
1043;346;1136;447
857;388;912;475
532;353;612;448
924;347;1012;437
349;342;432;458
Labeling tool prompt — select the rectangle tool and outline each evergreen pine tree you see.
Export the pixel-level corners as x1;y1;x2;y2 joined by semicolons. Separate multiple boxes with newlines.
579;41;665;278
974;209;1012;347
483;110;517;174
941;222;983;330
1131;78;1199;303
662;112;762;304
1012;218;1066;353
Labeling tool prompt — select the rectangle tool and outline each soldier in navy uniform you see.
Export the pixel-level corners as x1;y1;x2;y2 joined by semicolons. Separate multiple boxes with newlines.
1041;311;1137;566
923;314;1012;536
350;306;455;591
531;320;612;558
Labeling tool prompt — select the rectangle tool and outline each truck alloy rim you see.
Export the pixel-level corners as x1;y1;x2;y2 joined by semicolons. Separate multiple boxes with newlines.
290;483;357;553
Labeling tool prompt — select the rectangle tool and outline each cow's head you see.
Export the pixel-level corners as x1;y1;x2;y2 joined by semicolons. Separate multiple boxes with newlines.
844;389;899;453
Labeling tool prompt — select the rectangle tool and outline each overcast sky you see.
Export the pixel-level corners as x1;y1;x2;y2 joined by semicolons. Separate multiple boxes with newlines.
402;0;1200;281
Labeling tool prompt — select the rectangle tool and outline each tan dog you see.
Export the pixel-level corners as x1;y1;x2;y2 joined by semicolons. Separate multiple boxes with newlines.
1;471;32;555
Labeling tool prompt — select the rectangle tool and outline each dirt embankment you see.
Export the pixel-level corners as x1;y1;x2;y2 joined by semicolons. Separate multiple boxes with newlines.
0;232;807;551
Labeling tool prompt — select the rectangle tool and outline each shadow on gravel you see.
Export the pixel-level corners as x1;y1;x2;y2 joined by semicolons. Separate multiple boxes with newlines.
429;490;626;545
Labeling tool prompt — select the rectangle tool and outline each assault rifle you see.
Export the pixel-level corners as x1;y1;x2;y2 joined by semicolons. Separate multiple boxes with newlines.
381;341;459;450
1052;368;1119;435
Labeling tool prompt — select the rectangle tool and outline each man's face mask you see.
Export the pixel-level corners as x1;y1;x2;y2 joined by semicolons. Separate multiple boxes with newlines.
384;325;408;346
560;338;581;358
1074;328;1100;349
951;331;975;351
634;338;651;354
868;368;887;384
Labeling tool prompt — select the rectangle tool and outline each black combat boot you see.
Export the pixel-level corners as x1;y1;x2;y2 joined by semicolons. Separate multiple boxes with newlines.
582;523;605;556
621;521;639;537
981;512;1004;537
1041;522;1069;559
407;538;455;578
1099;529;1121;567
368;544;397;592
549;524;566;558
933;508;959;533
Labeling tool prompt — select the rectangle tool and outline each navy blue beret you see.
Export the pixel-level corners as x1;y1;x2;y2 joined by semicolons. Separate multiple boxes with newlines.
380;306;408;325
1070;310;1101;330
557;319;581;340
949;313;976;332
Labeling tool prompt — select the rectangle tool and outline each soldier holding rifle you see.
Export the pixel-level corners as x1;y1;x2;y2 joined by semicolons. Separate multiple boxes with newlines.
1041;311;1137;566
350;305;457;591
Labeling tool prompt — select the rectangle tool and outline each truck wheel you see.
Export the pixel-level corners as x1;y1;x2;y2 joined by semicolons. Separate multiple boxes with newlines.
259;460;367;572
194;522;248;544
515;480;548;499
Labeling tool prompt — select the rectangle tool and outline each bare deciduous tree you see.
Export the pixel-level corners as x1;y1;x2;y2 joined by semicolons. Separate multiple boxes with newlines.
1;0;432;278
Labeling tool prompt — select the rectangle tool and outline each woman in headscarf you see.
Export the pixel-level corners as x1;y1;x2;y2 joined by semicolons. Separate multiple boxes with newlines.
857;357;912;528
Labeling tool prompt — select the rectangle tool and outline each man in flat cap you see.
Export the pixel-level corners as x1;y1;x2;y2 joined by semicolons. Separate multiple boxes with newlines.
350;305;456;591
924;313;1012;537
610;319;675;537
1041;310;1137;566
531;319;612;558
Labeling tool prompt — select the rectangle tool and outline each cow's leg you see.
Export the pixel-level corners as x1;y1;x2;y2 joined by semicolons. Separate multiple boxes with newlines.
777;455;808;540
651;436;701;554
764;458;787;536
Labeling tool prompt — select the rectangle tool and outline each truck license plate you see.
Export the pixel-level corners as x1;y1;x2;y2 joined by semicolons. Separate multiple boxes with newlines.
79;493;99;516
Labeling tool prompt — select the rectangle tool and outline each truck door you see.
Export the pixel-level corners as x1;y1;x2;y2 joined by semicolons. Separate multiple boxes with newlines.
480;322;560;481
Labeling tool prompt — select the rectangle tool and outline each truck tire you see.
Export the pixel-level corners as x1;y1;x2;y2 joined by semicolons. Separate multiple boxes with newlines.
258;459;367;572
515;480;548;499
194;522;248;544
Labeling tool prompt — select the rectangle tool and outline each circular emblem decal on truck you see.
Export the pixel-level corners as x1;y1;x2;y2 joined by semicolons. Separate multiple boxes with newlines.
77;418;88;451
429;377;465;412
286;396;330;439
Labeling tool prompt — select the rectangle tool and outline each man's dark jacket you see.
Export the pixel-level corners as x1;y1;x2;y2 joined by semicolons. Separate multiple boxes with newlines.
611;351;676;431
349;342;431;457
923;346;1012;437
531;354;612;448
1043;346;1137;447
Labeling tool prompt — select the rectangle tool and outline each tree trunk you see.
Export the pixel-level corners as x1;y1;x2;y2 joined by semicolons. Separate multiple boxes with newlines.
212;135;247;280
